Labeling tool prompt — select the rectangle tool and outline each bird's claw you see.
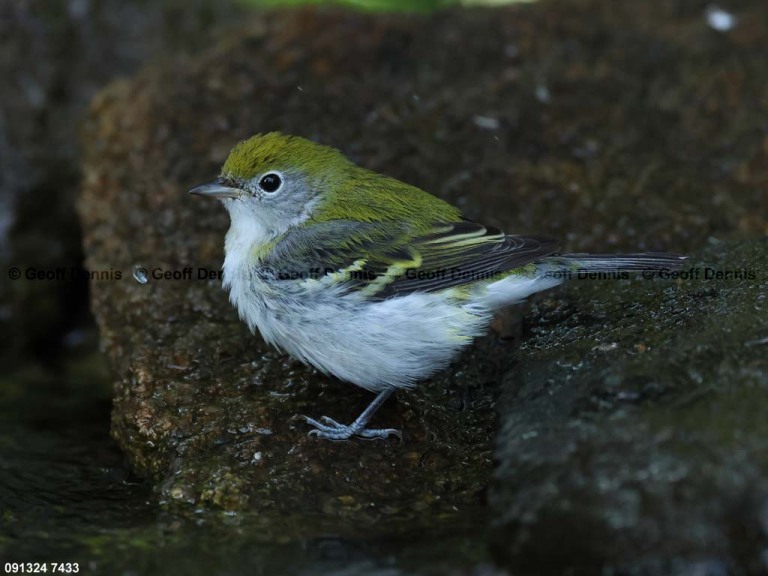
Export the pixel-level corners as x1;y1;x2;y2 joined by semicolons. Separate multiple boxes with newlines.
319;415;341;426
304;415;402;441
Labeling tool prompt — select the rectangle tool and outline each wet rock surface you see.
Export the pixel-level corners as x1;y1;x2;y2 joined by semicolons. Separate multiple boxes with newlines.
78;0;768;572
492;240;768;575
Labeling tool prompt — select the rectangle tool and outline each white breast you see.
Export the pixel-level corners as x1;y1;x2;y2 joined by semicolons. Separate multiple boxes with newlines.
223;246;492;391
221;215;560;392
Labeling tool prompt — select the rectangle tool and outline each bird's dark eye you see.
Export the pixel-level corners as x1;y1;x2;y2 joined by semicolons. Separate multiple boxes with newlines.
259;172;282;193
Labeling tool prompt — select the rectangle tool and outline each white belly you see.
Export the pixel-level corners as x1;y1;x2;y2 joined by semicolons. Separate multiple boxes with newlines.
225;266;492;391
222;228;561;391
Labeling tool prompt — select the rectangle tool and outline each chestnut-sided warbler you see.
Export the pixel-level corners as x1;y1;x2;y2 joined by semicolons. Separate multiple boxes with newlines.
190;133;685;441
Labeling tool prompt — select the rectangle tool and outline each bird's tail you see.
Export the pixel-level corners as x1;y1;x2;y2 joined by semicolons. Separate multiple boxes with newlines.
476;251;686;310
552;252;688;273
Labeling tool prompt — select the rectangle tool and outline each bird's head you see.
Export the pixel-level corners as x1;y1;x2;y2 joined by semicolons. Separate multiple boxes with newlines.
191;132;462;245
190;132;352;237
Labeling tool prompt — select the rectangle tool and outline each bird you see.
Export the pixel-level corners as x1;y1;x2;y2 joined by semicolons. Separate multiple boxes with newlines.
190;132;685;441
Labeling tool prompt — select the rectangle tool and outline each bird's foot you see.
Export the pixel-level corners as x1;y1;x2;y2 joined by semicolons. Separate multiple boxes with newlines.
304;415;402;441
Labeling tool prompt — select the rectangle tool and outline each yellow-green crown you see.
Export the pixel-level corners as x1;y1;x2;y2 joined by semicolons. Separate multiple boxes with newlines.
221;132;349;180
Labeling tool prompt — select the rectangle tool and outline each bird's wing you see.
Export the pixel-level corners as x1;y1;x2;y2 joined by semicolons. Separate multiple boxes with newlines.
262;219;559;299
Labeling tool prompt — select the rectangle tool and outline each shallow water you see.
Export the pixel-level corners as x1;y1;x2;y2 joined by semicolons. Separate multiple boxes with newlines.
0;353;149;563
0;347;491;575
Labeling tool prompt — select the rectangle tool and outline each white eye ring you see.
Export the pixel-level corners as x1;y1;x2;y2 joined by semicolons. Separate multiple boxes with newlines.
258;171;284;194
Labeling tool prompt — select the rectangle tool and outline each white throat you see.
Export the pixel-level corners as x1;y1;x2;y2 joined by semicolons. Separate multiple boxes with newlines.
222;208;273;287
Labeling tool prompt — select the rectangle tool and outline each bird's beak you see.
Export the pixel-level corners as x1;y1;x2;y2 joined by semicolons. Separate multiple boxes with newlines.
188;180;243;199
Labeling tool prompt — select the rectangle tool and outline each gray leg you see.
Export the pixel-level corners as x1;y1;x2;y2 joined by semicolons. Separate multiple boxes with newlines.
305;388;401;441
